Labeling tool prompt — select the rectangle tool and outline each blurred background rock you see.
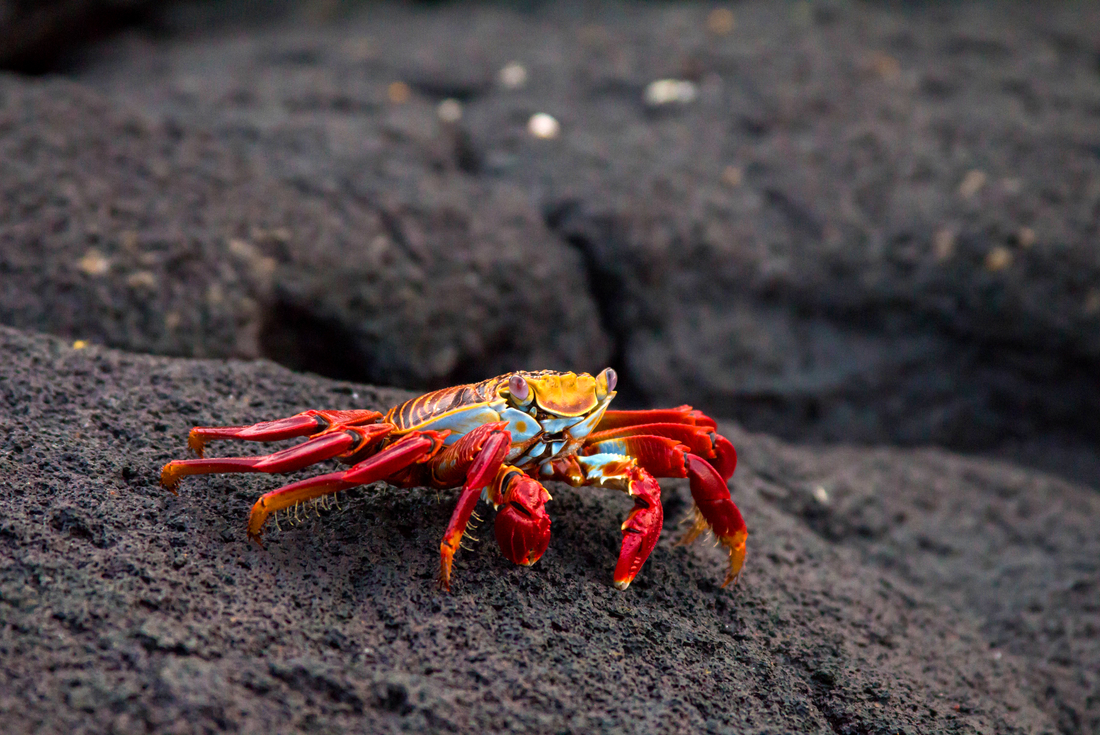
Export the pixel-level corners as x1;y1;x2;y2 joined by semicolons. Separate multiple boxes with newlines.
2;0;1099;486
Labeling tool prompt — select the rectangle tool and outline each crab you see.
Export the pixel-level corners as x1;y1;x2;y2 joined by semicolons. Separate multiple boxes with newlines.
160;368;746;591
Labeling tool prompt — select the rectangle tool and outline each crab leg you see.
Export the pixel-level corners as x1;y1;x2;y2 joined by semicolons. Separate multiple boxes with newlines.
160;423;392;493
585;433;746;587
184;409;384;457
246;432;446;542
429;423;520;590
595;406;717;431
588;408;736;480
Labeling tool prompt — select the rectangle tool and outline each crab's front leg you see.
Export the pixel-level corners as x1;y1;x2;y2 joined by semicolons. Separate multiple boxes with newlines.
582;408;747;587
426;423;551;590
542;454;664;590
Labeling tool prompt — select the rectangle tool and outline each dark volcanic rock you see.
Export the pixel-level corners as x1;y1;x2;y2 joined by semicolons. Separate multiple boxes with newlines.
68;1;1100;476
3;325;1092;733
0;0;154;72
0;72;609;387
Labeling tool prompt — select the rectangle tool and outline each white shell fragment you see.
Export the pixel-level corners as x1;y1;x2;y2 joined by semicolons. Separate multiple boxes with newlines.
643;79;698;106
437;98;463;123
498;62;528;90
527;112;560;139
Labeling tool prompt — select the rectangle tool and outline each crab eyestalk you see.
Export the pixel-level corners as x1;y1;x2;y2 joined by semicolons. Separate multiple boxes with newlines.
494;471;552;567
596;367;617;399
507;374;532;407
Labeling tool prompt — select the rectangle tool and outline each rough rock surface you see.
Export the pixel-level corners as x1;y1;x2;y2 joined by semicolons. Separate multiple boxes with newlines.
2;3;1099;733
5;325;1096;734
0;72;609;387
62;1;1100;464
64;0;1100;479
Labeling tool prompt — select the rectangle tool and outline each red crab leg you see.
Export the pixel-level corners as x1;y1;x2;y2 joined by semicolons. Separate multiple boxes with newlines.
428;423;528;590
160;423;392;493
585;434;746;587
185;409;384;457
588;408;735;480
246;432;446;542
542;455;663;590
595;406;717;431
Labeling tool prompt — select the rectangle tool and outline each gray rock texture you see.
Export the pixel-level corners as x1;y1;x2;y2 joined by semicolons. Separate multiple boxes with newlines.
1;3;1099;732
4;325;1094;734
58;0;1100;476
0;72;609;387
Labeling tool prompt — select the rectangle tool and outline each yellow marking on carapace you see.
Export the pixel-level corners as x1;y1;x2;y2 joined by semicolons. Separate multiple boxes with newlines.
526;372;599;417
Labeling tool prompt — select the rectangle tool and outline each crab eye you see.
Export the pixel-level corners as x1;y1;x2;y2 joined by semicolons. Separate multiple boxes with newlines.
509;375;530;403
601;367;617;393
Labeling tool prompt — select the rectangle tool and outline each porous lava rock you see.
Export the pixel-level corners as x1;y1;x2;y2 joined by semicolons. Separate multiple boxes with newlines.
65;0;1100;476
0;72;609;389
2;326;1094;733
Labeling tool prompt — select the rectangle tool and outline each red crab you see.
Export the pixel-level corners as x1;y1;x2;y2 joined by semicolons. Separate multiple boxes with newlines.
160;369;746;591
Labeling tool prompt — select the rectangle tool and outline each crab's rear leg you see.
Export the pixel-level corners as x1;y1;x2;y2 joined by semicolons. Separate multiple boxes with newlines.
160;421;392;493
584;423;747;587
245;431;447;542
184;409;384;457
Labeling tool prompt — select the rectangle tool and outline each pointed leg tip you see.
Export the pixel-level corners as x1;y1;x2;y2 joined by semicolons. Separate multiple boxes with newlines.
613;578;631;591
187;431;206;458
159;464;181;494
720;572;741;589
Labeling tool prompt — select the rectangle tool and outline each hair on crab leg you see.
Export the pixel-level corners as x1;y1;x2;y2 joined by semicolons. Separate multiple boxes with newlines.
245;432;443;544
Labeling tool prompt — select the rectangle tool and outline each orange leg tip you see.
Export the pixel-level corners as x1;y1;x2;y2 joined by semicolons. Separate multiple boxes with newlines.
719;530;747;587
187;430;206;458
160;463;181;494
247;503;269;541
437;542;456;592
675;506;708;547
613;579;631;591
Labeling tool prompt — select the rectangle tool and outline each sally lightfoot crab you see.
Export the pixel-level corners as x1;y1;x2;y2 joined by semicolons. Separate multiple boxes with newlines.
160;369;747;590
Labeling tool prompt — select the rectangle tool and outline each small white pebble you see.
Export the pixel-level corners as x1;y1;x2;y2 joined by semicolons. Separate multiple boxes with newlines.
812;485;830;504
498;62;528;90
437;98;463;123
527;112;560;139
644;79;698;106
992;651;1003;660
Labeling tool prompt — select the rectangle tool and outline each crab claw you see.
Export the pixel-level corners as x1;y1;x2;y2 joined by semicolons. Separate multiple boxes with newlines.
494;471;552;567
613;468;663;590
